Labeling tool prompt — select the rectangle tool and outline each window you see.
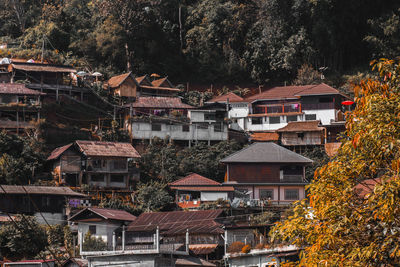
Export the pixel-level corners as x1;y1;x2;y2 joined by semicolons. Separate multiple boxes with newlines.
204;113;216;121
89;225;96;235
197;123;208;130
151;124;162;131
259;189;274;200
113;160;127;170
214;123;223;132
297;132;304;139
287;115;298;122
90;174;105;182
269;117;280;124
305;114;317;121
182;125;190;132
251;117;262;124
110;174;125;183
284;189;299;200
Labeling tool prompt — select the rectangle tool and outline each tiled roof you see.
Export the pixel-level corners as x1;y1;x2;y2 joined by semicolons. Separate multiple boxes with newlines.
10;62;76;73
0;185;86;197
125;97;193;109
189;244;218;255
354;178;383;198
170;186;235;192
0;120;34;129
127;210;224;235
47;143;73;160
277;121;324;132
246;83;341;102
208;92;245;103
0;83;45;95
76;140;140;158
69;207;136;222
107;72;136;88
170;173;221;186
250;132;279;142
221;142;313;164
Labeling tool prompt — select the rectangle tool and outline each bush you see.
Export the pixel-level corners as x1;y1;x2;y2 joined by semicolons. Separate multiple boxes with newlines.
255;243;264;250
227;241;245;253
241;244;251;253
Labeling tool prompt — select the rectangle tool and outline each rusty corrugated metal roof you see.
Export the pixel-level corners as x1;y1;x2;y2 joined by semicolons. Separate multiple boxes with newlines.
69;207;136;222
170;186;235;192
189;244;218;255
208;92;245;103
127;210;224;235
277;121;324;132
170;173;220;186
47;143;73;160
76;140;141;158
0;185;86;197
107;72;136;88
126;96;193;109
250;132;279;142
10;62;76;73
0;83;46;95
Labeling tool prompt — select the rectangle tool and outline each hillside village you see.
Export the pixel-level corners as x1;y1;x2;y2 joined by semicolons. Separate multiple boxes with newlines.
1;0;400;266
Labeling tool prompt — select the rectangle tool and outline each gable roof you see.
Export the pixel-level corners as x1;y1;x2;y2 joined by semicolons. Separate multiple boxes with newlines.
170;173;221;186
125;97;193;109
107;72;137;88
152;77;174;88
249;132;279;142
277;121;324;132
0;185;86;197
47;143;73;160
246;83;341;102
207;92;245;103
220;142;313;164
75;140;140;158
135;75;153;86
127;210;224;235
0;83;45;95
69;207;136;222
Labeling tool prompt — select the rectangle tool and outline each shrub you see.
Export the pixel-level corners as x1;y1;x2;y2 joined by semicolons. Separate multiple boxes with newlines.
227;241;245;253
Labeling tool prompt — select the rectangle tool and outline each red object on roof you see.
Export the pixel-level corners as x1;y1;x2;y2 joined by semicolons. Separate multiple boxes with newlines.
341;100;354;105
0;83;46;95
208;92;245;103
69;207;136;222
170;173;221;186
127;96;193;109
127;210;224;235
276;121;324;132
246;83;342;102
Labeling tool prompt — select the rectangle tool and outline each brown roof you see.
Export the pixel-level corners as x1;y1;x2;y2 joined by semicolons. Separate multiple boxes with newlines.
354;178;383;198
126;97;193;109
170;186;235;192
250;132;279;142
0;185;86;197
208;92;245;103
69;207;136;222
175;256;216;267
324;142;341;157
246;83;341;102
0;120;34;129
47;143;73;160
140;85;181;92
135;75;147;84
0;83;45;95
277;120;324;132
10;62;76;73
127;210;224;235
248;112;303;117
76;140;141;158
152;77;173;88
189;244;218;255
170;173;221;186
108;72;136;88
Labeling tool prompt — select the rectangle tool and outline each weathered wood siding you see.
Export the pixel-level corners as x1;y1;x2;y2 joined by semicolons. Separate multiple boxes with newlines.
228;163;281;183
280;131;323;146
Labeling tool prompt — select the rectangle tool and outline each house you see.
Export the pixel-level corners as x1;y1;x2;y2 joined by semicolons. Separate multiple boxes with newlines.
0;83;45;134
276;120;325;148
221;142;312;205
106;72;180;98
169;173;235;209
126;210;225;261
47;140;141;190
3;259;56;267
68;207;136;248
0;185;86;225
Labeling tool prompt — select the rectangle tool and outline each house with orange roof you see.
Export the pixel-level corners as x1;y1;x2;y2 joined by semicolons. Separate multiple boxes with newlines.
169;173;235;209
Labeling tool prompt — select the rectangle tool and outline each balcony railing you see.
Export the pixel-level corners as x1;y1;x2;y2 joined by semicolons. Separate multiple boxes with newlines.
302;102;334;110
281;174;304;182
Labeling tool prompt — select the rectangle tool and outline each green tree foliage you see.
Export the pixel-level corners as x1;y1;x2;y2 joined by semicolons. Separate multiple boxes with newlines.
0;215;48;260
135;181;172;212
82;231;107;251
101;120;130;142
292;64;323;85
0;132;45;184
300;146;330;181
271;58;400;265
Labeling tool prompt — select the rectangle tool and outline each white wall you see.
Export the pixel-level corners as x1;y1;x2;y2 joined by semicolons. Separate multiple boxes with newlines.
200;192;228;201
303;109;336;125
229;103;249;118
35;212;64;225
78;221;120;247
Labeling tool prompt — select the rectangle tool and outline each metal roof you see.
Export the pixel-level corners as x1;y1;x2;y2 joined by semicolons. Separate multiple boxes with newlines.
170;186;235;192
47;143;73;160
125;96;193;109
10;62;76;73
0;185;86;197
107;72;136;88
0;83;46;95
75;140;141;158
220;142;313;164
69;207;136;222
207;92;245;103
276;120;324;132
170;173;221;186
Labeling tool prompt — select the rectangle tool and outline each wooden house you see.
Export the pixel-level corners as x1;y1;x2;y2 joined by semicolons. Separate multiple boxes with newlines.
0;185;86;225
47;141;141;189
68;207;136;248
169;173;234;209
277;120;325;148
221;142;312;205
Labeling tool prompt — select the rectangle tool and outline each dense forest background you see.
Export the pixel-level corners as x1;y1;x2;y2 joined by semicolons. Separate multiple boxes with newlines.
1;0;400;86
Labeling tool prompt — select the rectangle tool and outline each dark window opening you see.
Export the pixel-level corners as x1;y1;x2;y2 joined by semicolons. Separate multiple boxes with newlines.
113;160;127;170
297;132;304;139
110;174;125;183
182;125;190;132
151;124;162;131
214;123;223;132
259;189;273;200
269;117;280;124
287;115;298;122
90;174;105;182
284;189;299;200
89;225;96;235
305;114;317;121
251;117;262;124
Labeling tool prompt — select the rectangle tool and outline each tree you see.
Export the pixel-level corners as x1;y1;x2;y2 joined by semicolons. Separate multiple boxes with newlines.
271;58;400;265
135;181;172;212
0;215;48;260
82;231;107;251
292;64;323;85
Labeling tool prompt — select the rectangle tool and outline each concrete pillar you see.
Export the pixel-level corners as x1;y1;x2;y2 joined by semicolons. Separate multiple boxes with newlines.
79;231;83;253
224;228;228;256
112;231;116;251
156;226;160;252
122;225;125;251
185;229;189;253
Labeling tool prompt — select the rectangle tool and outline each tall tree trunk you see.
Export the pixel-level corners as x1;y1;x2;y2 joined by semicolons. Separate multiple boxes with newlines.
125;42;132;72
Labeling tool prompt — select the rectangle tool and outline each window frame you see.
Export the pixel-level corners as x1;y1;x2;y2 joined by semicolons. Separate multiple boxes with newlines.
284;189;300;200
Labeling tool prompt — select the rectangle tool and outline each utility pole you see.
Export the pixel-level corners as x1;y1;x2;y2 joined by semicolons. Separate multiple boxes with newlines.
41;35;45;63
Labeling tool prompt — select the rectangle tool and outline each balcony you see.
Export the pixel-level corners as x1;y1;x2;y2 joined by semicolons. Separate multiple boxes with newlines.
253;103;301;115
302;102;334;110
281;175;304;183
